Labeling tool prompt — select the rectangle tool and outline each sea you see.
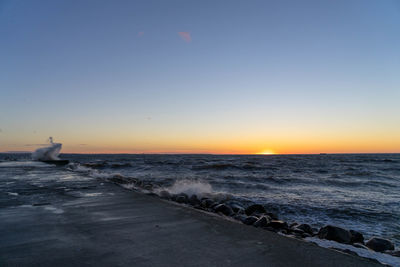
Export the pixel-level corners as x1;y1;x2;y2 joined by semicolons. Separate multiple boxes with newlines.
1;152;399;264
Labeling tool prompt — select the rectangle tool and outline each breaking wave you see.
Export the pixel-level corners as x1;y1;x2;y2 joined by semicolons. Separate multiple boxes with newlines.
31;137;62;161
161;179;213;197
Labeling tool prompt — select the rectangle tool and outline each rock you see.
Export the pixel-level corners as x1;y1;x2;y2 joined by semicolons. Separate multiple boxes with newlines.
253;216;271;228
296;224;313;235
366;237;394;252
175;194;189;204
349;230;364;244
318;225;352;244
280;229;289;235
269;220;288;229
289;222;299;229
201;198;215;208
230;203;245;214
210;202;220;210
242;216;258;225
291;228;304;234
189;195;201;206
311;228;319;236
245;204;266;216
301;233;312;238
266;212;279;220
159;190;171;199
214;204;234;216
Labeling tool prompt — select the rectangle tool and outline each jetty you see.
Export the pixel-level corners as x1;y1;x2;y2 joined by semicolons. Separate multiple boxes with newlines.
0;177;381;266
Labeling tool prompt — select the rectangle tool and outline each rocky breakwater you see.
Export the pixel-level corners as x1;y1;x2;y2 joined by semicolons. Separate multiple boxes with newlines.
157;190;400;260
106;175;400;261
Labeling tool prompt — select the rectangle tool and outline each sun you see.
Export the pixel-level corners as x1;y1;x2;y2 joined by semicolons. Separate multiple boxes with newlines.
257;149;275;155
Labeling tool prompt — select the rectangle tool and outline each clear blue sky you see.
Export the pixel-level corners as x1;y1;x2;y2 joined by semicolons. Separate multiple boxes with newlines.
1;0;399;153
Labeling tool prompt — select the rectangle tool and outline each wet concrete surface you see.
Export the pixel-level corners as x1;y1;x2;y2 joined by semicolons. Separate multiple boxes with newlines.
0;173;382;266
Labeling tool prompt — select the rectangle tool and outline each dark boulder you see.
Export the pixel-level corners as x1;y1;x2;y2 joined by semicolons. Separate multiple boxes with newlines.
280;229;289;235
269;220;288;229
318;225;351;244
242;216;259;225
301;233;312;238
291;228;305;234
266;212;278;220
230;203;245;214
175;193;189;204
189;195;201;206
210;203;221;212
349;230;364;244
366;237;394;252
311;227;319;236
201;198;215;208
253;216;271;228
296;224;313;235
159;190;171;199
245;204;266;216
214;204;234;216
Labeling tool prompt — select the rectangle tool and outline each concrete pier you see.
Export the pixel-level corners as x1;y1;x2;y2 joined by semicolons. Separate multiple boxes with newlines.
0;178;381;266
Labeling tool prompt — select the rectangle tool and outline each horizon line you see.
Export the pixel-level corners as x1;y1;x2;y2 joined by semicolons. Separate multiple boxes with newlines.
1;151;399;155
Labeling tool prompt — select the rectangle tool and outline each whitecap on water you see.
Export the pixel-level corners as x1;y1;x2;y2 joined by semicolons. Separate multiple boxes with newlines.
0;161;50;168
44;206;64;214
305;237;400;266
162;179;213;197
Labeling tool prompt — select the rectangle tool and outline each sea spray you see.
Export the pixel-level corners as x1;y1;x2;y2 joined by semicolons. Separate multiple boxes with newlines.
163;179;213;197
32;137;62;161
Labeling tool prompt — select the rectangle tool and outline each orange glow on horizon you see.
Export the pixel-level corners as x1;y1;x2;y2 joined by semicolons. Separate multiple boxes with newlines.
256;149;276;155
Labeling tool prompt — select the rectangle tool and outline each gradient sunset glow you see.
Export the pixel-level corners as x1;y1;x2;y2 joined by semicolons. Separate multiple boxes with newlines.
1;1;399;154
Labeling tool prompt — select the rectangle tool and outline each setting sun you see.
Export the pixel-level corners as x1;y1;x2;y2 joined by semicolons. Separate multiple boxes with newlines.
257;149;275;155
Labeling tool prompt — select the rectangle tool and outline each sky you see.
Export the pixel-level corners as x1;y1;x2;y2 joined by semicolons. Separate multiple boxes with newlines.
1;0;400;154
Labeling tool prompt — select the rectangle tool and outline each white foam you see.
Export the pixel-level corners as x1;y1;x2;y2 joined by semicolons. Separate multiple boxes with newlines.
44;206;64;214
305;237;400;266
163;179;213;197
7;192;19;196
83;192;102;197
68;163;122;180
0;161;50;168
31;137;62;161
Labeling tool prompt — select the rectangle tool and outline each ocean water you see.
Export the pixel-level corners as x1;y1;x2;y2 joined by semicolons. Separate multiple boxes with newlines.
1;153;399;248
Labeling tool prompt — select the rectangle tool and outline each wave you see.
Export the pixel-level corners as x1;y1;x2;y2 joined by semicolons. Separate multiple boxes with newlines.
0;161;51;168
305;237;400;266
192;162;263;171
82;161;132;169
32;137;62;161
158;179;213;197
322;178;395;188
